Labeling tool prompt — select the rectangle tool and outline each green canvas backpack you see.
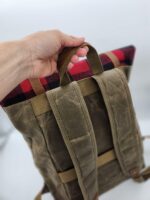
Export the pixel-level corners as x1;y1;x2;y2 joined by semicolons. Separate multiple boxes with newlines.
3;43;150;200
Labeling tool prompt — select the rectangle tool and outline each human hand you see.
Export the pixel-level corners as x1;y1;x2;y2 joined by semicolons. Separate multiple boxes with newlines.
24;29;88;78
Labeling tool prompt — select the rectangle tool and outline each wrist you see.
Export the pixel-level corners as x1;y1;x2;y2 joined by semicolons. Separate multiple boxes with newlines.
0;40;32;100
17;39;33;81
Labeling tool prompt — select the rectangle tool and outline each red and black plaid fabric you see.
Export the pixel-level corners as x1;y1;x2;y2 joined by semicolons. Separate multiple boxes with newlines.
1;45;135;107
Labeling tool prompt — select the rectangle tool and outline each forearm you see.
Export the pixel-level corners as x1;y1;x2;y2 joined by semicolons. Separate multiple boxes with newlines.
0;40;30;101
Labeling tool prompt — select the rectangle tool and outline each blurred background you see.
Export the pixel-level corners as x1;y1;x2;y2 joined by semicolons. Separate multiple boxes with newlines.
0;0;150;199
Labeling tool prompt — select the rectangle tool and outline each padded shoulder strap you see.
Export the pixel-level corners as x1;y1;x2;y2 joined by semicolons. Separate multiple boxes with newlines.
93;68;143;177
46;81;98;200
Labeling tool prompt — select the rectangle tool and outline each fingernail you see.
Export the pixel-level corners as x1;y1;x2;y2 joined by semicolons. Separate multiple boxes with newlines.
72;55;79;63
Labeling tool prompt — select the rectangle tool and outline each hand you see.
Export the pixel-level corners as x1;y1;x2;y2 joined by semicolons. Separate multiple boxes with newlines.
24;29;88;78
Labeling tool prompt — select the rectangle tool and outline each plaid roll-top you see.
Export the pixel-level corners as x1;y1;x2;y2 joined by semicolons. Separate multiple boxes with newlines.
1;45;135;107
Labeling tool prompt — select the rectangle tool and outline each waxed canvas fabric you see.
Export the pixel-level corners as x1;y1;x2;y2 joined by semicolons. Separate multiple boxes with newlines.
3;44;144;200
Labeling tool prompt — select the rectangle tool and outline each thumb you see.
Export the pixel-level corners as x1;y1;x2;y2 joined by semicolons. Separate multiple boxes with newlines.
61;33;85;47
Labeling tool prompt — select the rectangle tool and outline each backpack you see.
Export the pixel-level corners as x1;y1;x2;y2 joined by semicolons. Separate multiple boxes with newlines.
3;43;150;200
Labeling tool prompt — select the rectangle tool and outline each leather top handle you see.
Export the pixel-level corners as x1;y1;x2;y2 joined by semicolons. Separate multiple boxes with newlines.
29;42;103;95
57;42;104;86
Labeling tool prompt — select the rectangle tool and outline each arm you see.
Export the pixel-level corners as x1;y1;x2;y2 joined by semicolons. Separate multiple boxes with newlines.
0;30;87;101
0;40;30;101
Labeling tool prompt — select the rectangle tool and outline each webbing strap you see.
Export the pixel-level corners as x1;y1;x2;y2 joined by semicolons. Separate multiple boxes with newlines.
46;81;98;200
59;149;116;183
30;93;50;116
29;78;45;95
93;68;143;177
133;136;150;182
132;167;150;182
105;52;120;68
142;135;150;140
140;167;150;181
105;52;131;81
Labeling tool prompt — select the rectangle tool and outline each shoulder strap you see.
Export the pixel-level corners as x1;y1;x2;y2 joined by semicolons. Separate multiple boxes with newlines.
46;81;98;200
93;68;143;177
